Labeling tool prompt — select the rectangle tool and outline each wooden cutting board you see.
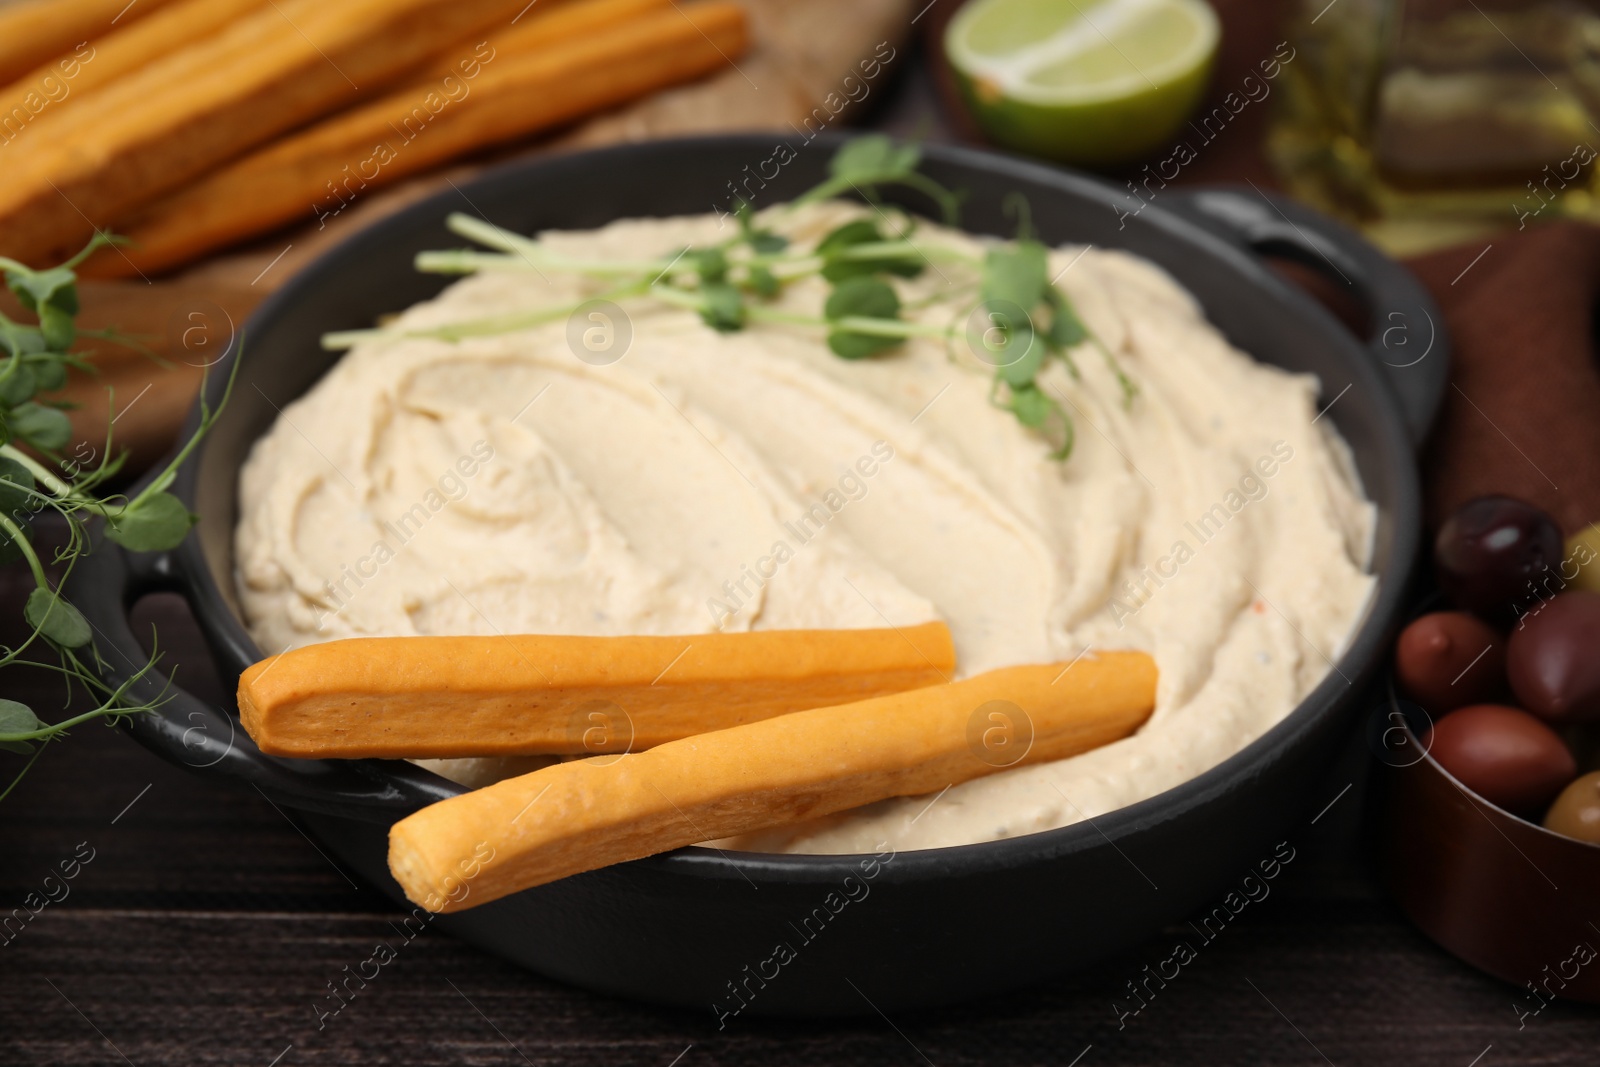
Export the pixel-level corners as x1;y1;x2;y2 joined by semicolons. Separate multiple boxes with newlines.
12;0;914;475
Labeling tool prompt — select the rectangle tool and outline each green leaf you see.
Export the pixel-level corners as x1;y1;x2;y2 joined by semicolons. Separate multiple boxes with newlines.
0;698;42;753
823;254;923;282
39;303;74;350
49;282;79;317
0;457;37;515
1007;383;1052;428
829;135;921;185
750;232;788;254
884;251;926;277
0;698;41;734
0;361;36;406
982;241;1049;312
698;282;746;332
814;219;921;279
10;402;70;451
824;276;900;322
1045;289;1088;350
693;248;729;284
824;277;902;360
4;264;79;350
0;321;45;359
827;329;900;360
820;259;870;283
748;265;779;298
30;358;66;392
816;220;881;259
24;587;92;648
106;490;197;551
995;334;1045;388
794;137;961;223
6;266;77;315
969;296;1038;376
978;247;1049;377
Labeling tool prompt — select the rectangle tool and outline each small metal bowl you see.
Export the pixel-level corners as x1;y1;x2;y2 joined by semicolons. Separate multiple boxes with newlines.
1377;694;1600;1006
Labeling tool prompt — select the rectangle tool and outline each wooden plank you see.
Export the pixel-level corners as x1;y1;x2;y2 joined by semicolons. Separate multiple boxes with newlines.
2;906;1594;1064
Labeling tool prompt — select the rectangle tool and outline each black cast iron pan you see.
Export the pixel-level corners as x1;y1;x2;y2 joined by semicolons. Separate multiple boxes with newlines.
71;134;1446;1017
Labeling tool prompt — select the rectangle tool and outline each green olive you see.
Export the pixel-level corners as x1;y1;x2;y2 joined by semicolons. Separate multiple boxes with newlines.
1543;770;1600;844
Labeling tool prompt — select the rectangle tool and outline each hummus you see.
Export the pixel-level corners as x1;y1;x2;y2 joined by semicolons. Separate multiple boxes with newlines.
234;202;1376;854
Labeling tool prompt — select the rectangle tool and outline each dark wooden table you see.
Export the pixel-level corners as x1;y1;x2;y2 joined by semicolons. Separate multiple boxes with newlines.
6;575;1598;1065
5;48;1600;1067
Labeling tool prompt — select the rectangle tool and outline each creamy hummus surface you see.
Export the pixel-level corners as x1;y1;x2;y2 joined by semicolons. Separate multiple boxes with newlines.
234;202;1376;854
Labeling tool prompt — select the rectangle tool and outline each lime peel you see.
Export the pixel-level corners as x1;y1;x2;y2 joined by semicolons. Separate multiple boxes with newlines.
945;0;1220;165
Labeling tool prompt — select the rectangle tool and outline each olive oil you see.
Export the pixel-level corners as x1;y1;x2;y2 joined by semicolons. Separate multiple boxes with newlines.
1269;0;1600;246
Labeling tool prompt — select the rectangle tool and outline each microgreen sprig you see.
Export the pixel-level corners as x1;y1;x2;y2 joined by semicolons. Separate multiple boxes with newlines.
0;238;237;802
323;136;1136;460
790;136;963;224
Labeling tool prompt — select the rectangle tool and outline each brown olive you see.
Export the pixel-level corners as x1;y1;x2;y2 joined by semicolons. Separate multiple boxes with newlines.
1435;496;1563;623
1424;704;1576;816
1395;611;1505;714
1543;771;1600;845
1507;591;1600;723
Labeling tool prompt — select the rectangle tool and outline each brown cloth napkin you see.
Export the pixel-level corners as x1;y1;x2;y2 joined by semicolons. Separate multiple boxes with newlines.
926;0;1600;538
1408;227;1600;536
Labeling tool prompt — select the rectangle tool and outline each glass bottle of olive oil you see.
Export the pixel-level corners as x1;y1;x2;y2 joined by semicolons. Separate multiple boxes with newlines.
1269;0;1600;250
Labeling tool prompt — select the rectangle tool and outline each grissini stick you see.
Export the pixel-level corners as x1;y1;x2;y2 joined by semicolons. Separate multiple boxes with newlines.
0;0;271;135
239;623;956;759
0;0;182;87
388;652;1157;912
410;0;666;81
0;0;541;264
82;0;747;276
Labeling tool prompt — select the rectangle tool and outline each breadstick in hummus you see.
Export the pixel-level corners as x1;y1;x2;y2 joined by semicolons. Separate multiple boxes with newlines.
388;652;1157;912
239;623;956;759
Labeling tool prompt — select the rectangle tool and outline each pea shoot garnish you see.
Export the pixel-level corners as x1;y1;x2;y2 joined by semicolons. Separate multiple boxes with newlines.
0;237;236;802
323;135;1135;460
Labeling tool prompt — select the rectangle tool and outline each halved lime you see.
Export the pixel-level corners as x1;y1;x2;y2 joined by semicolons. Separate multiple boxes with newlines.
945;0;1220;167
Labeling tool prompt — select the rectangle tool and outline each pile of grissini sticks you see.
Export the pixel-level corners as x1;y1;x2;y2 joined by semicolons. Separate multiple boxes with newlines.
0;0;748;275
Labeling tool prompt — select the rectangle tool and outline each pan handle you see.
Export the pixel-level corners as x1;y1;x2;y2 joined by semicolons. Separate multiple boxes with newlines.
1160;186;1449;447
69;524;458;823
